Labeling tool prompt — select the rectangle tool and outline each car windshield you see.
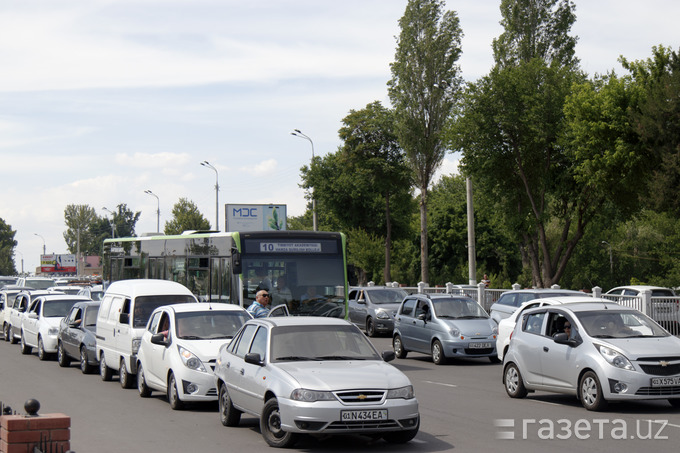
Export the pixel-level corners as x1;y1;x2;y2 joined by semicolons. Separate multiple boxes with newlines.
25;279;54;290
132;295;196;328
432;298;489;319
366;289;408;304
43;299;81;318
271;324;381;362
577;311;669;338
175;310;251;340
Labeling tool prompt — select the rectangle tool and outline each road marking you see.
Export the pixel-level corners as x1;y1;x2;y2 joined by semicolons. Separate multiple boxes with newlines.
423;380;457;388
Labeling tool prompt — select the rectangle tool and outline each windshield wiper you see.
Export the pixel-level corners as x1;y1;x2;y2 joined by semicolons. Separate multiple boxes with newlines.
590;334;615;338
315;355;365;361
275;356;315;361
457;315;485;319
179;335;203;340
436;315;456;319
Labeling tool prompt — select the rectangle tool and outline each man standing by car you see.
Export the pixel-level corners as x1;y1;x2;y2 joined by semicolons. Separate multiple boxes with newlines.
247;290;271;318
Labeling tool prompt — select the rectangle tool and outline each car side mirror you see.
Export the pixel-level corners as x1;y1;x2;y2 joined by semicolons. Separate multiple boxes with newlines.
119;313;130;324
382;350;395;362
553;332;577;346
357;299;366;305
417;313;430;322
245;352;263;366
151;333;168;346
28;312;38;319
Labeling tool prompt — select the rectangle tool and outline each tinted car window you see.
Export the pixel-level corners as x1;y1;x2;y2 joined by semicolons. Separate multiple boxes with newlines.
497;293;517;307
400;299;416;316
249;327;267;360
234;324;258;358
523;312;545;334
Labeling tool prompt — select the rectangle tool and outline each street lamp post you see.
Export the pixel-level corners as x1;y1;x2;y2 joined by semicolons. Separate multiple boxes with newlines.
602;240;613;274
144;190;161;233
291;129;317;231
200;161;220;231
16;251;24;275
34;233;46;255
102;207;116;238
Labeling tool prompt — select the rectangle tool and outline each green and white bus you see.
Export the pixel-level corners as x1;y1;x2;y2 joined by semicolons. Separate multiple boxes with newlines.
102;230;348;318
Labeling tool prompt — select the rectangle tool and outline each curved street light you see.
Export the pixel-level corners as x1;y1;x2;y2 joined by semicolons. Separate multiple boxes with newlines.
291;129;317;231
144;190;160;233
102;207;116;238
200;161;220;231
34;233;46;255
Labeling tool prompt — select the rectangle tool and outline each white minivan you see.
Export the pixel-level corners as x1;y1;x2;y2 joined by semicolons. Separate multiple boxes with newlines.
96;279;198;388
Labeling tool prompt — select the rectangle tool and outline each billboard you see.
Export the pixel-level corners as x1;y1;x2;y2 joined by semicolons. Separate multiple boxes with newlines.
41;254;77;273
226;204;287;232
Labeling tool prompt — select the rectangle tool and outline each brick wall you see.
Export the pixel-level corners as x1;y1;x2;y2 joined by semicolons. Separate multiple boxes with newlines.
0;413;70;453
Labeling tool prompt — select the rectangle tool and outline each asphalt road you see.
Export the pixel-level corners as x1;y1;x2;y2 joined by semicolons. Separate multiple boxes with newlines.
1;334;679;453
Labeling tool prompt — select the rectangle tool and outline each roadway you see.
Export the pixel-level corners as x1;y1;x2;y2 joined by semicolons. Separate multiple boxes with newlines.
0;335;678;452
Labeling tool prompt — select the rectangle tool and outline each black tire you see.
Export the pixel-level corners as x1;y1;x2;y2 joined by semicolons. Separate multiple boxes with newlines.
432;340;447;365
366;317;376;337
383;419;419;444
20;332;31;355
489;355;501;364
168;373;184;410
218;382;241;426
137;364;152;397
393;335;408;359
57;341;70;367
38;337;50;361
579;371;608;411
260;398;298;448
504;363;528;398
119;359;134;389
80;346;94;374
100;355;114;381
9;325;18;344
3;324;10;342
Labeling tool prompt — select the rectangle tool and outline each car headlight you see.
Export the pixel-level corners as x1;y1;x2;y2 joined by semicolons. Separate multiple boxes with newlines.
596;344;634;370
48;327;59;336
178;346;206;372
131;338;141;354
491;325;498;335
449;327;460;337
290;389;335;402
387;385;414;399
376;310;391;320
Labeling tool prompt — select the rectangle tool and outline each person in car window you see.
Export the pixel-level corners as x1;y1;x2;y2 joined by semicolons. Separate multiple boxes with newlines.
271;276;293;307
247;290;271;318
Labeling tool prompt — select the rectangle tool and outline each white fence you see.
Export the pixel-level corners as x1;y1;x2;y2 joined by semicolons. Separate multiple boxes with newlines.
371;281;680;336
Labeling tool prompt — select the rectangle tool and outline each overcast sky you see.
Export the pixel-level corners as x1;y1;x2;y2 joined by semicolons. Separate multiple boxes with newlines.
1;0;678;274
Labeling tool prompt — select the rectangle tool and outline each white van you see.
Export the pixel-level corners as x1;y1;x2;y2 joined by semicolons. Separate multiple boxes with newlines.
96;279;198;388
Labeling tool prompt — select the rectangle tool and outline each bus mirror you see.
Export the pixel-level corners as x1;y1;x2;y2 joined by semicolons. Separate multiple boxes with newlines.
231;250;241;274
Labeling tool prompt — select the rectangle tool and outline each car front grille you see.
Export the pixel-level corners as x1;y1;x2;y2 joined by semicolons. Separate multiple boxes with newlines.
635;386;680;396
639;364;680;376
334;390;386;404
206;388;218;397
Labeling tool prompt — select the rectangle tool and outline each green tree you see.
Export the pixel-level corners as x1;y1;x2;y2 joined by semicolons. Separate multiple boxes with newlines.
0;218;18;275
388;0;463;284
453;0;587;287
302;101;414;282
164;198;211;235
64;205;98;257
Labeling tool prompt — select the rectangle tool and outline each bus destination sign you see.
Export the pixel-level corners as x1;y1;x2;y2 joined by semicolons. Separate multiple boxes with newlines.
259;242;322;253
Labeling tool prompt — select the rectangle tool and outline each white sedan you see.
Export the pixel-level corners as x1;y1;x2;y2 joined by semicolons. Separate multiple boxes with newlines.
214;317;420;448
496;296;605;361
135;303;251;410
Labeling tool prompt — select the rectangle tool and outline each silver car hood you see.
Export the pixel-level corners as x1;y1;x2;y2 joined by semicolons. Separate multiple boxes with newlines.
597;336;680;359
275;360;411;390
441;318;495;336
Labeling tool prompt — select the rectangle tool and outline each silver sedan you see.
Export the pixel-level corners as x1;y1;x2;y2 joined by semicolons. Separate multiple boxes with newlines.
214;317;420;448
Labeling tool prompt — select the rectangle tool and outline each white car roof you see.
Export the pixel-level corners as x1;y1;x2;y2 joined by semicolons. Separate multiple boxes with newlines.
38;294;91;302
607;285;673;292
104;279;196;298
158;303;247;314
249;316;351;328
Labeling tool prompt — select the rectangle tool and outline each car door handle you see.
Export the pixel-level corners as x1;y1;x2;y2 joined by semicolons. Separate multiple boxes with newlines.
543;346;549;352
226;362;230;369
239;368;245;375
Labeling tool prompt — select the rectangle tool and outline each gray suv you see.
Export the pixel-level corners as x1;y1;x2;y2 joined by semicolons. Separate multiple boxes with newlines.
348;287;408;337
489;289;584;324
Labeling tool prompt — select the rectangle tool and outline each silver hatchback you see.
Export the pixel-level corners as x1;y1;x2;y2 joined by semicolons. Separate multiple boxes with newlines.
503;302;680;411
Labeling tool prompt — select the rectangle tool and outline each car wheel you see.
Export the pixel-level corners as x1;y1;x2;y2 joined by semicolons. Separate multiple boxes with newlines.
669;399;680;408
100;355;114;381
219;382;241;426
119;360;133;389
432;340;447;365
489;355;501;364
20;332;31;355
579;371;608;411
504;363;528;398
137;364;152;397
80;346;94;374
260;397;298;448
9;325;18;344
393;335;408;359
382;418;419;444
37;337;50;361
3;324;10;342
168;373;184;410
57;341;70;367
366;317;376;337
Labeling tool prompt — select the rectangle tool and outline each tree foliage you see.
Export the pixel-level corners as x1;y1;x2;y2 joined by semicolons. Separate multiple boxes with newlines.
0;218;18;275
164;198;211;235
388;0;463;283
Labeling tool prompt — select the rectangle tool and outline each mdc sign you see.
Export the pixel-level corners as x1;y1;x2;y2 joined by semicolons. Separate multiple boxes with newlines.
226;204;286;232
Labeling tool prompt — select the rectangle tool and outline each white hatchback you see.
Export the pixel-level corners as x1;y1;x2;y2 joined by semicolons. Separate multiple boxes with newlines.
136;303;251;409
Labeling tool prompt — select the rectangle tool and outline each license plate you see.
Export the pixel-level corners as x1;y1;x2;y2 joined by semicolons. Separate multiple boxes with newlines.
341;410;388;421
651;376;680;387
469;342;492;349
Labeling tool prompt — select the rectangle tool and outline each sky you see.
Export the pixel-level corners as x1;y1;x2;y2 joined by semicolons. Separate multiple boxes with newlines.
1;0;679;275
